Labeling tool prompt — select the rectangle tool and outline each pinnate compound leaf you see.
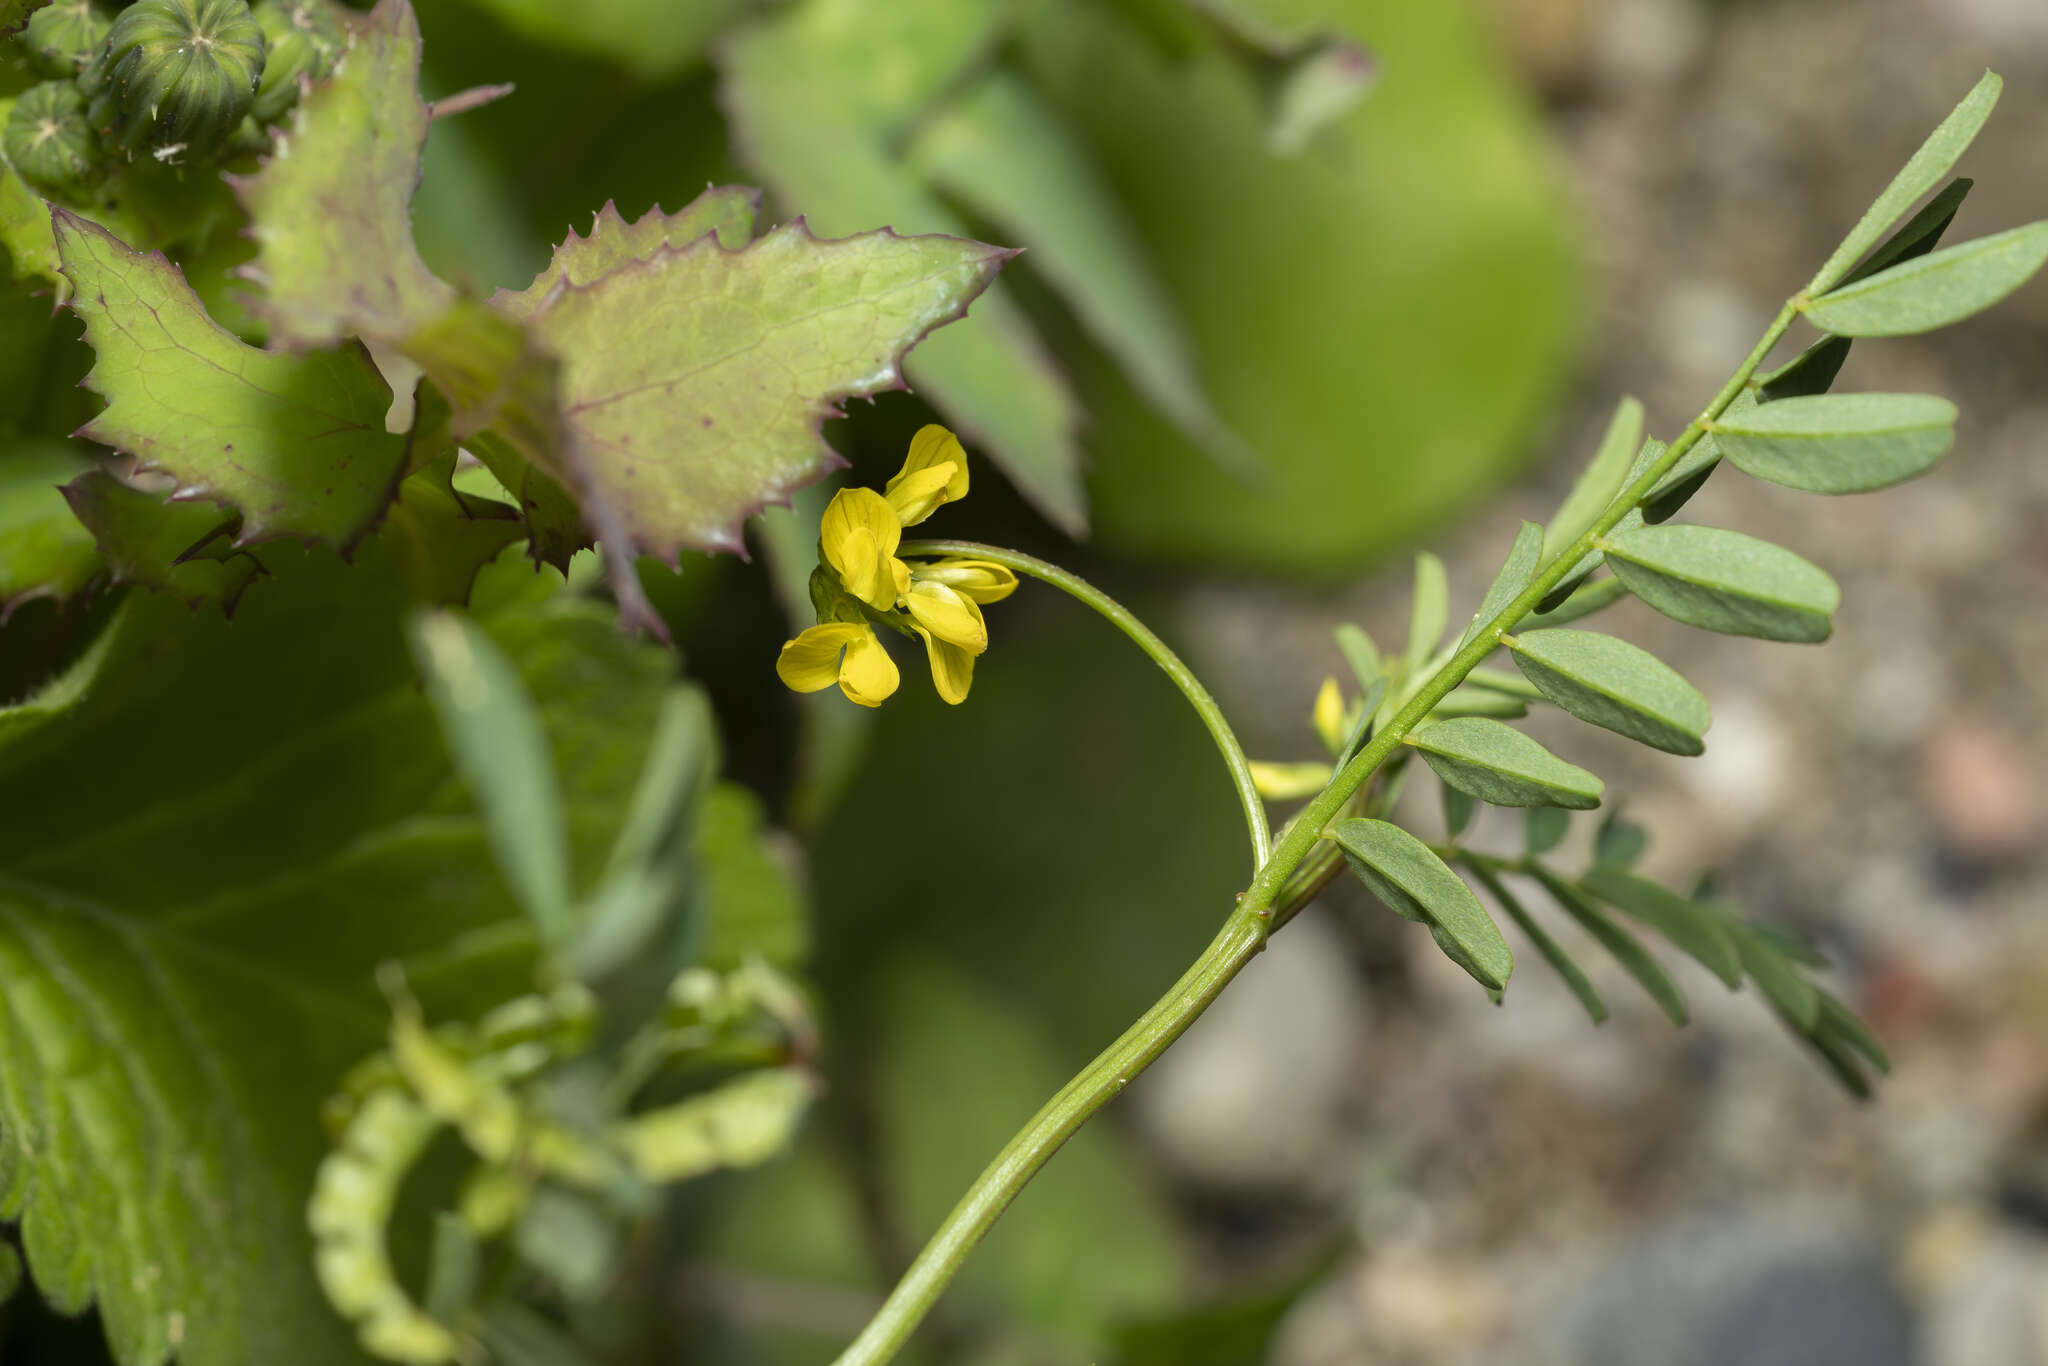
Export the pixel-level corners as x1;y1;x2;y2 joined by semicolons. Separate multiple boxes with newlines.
1713;392;1956;494
1604;524;1840;643
1465;863;1604;1024
1333;817;1512;990
0;442;99;610
1808;70;2000;295
1580;865;1742;988
1537;507;1641;614
0;547;684;1366
1543;396;1642;561
1407;717;1602;809
1730;920;1820;1031
60;469;266;611
56;211;406;551
1460;520;1541;649
1529;866;1687;1025
1508;628;1710;756
1428;686;1526;720
1803;221;2048;337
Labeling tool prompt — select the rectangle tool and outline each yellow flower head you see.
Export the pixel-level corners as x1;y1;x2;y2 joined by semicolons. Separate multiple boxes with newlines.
778;426;1008;707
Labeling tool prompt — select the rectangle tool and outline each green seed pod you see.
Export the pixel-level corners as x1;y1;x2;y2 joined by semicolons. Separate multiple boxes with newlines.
24;0;110;78
2;80;105;193
82;0;267;164
249;0;344;125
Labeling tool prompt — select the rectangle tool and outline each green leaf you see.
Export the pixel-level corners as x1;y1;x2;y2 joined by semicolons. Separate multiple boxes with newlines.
1755;334;1853;403
1516;574;1629;631
1334;622;1382;694
1804;221;2048;337
1815;990;1890;1073
1333;818;1511;990
1466;863;1604;1024
1543;396;1641;561
1730;921;1820;1031
379;468;527;607
697;783;810;972
1808;70;2000;294
59;469;266;612
0;441;99;609
1428;686;1527;720
1579;865;1742;988
492;190;761;323
1644;389;1756;524
1603;524;1840;643
443;0;743;80
1529;866;1686;1025
1840;175;1974;286
1592;809;1648;869
410;610;574;947
1406;716;1602;809
0;546;683;1366
1405;551;1448;671
512;1187;620;1302
1441;782;1476;839
422;1213;479;1328
0;1238;19;1305
1507;628;1710;756
909;69;1252;477
1460;520;1541;649
1524;806;1570;857
0;162;63;295
1712;392;1956;494
55;211;407;551
1536;508;1641;614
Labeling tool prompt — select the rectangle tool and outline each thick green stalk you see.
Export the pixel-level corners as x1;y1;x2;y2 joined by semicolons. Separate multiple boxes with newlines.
842;298;1802;1366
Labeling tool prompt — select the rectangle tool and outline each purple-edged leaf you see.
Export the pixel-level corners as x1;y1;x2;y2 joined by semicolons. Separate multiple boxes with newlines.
56;211;406;551
60;468;266;611
494;190;761;321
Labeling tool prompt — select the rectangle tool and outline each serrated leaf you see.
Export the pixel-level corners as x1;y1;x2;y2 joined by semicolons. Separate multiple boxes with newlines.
1713;392;1956;494
1507;628;1710;756
493;190;761;323
55;211;406;551
1466;863;1604;1024
380;467;527;607
1580;865;1742;988
0;546;688;1366
909;69;1252;477
1460;520;1541;649
1809;70;2000;294
1405;551;1448;671
1333;817;1511;990
1730;920;1820;1031
1804;221;2048;337
1543;396;1641;561
1603;524;1840;643
1529;866;1687;1025
0;442;99;610
1408;717;1602;809
1524;806;1569;857
1515;574;1629;630
59;469;266;612
719;0;1088;534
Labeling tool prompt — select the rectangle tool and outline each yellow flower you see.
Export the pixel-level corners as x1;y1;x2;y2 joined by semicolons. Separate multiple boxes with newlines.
885;425;970;526
775;621;901;708
819;487;910;611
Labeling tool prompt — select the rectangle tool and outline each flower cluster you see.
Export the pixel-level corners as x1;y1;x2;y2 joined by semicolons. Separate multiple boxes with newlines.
775;426;1017;707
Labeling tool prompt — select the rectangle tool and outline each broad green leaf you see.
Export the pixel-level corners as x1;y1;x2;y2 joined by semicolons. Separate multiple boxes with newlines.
56;212;407;550
909;69;1252;477
1808;70;2000;294
1580;865;1742;987
1516;574;1628;630
1839;175;1974;286
1460;520;1541;649
0;162;63;295
410;610;574;946
1407;716;1602;809
1804;221;2048;337
1712;392;1956;494
1467;863;1604;1024
379;469;527;606
1529;866;1687;1025
1543;396;1641;561
1464;665;1546;700
0;441;98;609
1730;921;1820;1031
1755;334;1852;403
1333;817;1512;990
696;783;810;971
59;469;265;611
1644;389;1756;523
0;546;684;1366
1603;524;1840;643
492;190;761;322
1524;806;1569;857
720;0;1088;535
1507;628;1710;756
442;0;743;80
1405;551;1448;670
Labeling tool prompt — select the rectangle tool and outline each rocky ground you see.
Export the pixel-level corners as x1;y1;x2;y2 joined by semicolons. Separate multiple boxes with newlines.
1140;1;2048;1361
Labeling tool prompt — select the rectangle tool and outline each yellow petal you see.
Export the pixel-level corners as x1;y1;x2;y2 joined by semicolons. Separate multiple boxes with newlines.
914;626;976;705
837;626;901;707
912;557;1017;604
888;425;969;518
884;464;957;527
776;623;866;693
903;580;987;654
1249;760;1336;801
1313;675;1347;753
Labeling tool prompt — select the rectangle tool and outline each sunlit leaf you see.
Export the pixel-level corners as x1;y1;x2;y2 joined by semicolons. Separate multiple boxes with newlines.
1580;865;1741;987
1508;628;1710;756
1333;817;1512;990
1713;392;1956;493
1407;716;1602;809
1806;220;2048;337
1603;524;1839;643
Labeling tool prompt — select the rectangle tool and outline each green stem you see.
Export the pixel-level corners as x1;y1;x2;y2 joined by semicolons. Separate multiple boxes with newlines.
899;539;1271;866
845;297;1802;1366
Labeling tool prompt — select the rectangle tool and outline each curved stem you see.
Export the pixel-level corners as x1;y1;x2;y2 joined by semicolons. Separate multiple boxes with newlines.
900;539;1271;867
846;296;1803;1366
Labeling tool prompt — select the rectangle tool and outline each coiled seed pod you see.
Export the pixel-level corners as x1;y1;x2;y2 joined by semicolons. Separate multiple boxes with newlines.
82;0;267;164
24;0;110;78
249;0;344;124
3;80;105;193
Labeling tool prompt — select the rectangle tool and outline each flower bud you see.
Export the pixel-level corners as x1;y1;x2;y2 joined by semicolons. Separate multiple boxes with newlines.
249;0;344;125
3;80;106;194
24;0;111;79
82;0;267;164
